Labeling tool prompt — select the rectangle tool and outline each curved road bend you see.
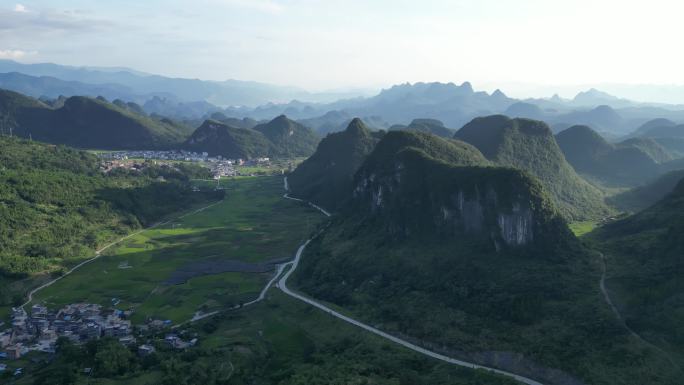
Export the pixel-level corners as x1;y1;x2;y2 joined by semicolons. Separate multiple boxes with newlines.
21;199;224;310
278;177;544;385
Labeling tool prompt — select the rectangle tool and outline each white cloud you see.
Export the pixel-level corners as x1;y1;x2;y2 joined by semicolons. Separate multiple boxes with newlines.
14;4;28;13
0;49;35;59
219;0;283;13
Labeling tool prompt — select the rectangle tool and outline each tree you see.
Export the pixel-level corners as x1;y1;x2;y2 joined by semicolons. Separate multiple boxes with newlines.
94;339;134;376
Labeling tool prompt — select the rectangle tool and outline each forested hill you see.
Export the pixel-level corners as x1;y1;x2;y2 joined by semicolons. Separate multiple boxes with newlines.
555;125;674;186
287;118;384;210
183;119;274;159
292;128;679;384
0;89;192;150
455;115;611;221
0;137;221;306
253;115;320;158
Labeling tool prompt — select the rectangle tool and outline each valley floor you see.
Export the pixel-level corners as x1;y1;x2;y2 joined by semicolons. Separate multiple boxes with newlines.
6;176;518;385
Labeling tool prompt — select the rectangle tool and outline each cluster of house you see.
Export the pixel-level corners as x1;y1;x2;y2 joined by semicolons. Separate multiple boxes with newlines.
0;303;202;368
98;150;213;162
97;150;273;179
1;304;134;360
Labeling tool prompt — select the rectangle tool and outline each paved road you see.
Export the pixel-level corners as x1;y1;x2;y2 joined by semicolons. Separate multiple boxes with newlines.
278;177;544;385
21;200;224;310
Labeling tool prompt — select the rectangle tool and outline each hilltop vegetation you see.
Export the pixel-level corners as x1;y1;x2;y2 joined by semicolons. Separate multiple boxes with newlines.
556;125;678;187
455;116;611;220
0;136;221;306
293;130;677;384
184;115;320;159
183;119;274;159
389;118;455;138
287;118;384;210
253;115;320;158
0;89;192;150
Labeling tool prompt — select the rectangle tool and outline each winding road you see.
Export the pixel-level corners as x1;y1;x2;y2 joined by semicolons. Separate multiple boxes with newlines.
278;177;545;385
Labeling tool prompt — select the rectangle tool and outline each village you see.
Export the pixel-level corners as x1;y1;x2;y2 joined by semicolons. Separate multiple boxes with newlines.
97;150;273;179
0;303;197;376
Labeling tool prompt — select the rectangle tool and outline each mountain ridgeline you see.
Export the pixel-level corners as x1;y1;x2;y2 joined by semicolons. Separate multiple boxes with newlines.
0;89;192;150
389;118;455;138
556;125;674;186
184;115;319;159
287;118;384;210
183;120;274;159
252;114;320;158
454;115;611;221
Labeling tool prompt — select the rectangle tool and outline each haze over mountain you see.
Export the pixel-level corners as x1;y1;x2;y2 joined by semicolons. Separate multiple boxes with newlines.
0;89;192;149
0;60;365;107
7;59;684;138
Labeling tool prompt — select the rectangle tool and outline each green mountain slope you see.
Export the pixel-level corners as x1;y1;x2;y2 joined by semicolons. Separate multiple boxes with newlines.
455;116;610;220
253;115;320;158
556;125;674;187
618;137;673;163
293;132;676;384
184;119;274;159
592;178;684;364
0;137;221;305
555;125;613;172
0;89;191;149
389;118;455;138
287;118;384;210
608;169;684;212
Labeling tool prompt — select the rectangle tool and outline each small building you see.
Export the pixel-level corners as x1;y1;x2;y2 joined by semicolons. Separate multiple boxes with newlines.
138;344;155;357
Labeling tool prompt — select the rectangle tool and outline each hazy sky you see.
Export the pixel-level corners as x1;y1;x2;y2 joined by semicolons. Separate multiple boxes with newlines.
2;0;684;98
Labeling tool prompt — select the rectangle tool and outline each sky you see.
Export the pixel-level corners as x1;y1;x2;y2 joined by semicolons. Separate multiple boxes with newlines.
2;0;684;99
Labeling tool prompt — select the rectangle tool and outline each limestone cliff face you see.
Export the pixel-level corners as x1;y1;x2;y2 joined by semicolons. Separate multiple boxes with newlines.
352;156;541;248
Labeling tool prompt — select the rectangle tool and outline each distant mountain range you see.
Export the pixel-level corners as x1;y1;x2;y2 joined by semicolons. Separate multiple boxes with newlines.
0;60;366;109
5;60;684;137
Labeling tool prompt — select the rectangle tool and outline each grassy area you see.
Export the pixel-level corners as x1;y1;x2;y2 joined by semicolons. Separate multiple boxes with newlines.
29;176;323;323
568;220;599;237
